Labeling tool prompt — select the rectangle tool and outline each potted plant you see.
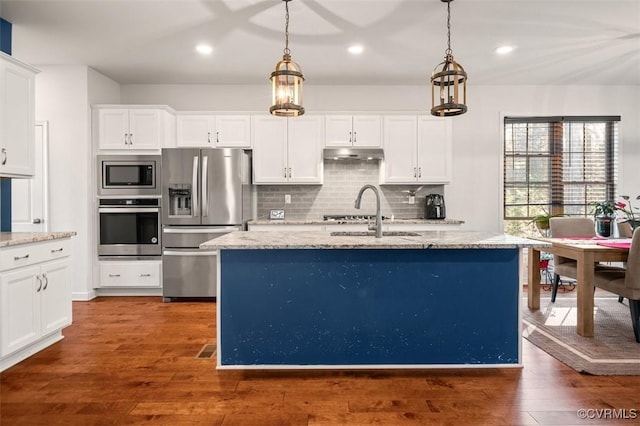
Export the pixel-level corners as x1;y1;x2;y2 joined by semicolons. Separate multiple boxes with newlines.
529;211;564;237
591;200;617;237
616;195;640;233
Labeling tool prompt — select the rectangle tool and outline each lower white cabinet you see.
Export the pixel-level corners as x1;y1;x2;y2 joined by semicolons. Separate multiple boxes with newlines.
98;260;162;288
0;239;72;371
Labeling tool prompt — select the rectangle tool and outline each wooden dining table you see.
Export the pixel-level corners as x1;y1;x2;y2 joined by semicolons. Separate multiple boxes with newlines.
527;237;630;337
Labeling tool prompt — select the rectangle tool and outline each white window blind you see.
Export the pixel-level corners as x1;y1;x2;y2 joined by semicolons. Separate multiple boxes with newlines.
503;116;620;237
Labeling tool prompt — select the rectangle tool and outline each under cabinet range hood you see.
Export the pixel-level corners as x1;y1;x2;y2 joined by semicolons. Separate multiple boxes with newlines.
323;148;384;161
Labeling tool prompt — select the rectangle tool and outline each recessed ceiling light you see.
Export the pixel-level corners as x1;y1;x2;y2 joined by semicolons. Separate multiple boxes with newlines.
196;44;213;55
495;45;514;55
348;45;364;55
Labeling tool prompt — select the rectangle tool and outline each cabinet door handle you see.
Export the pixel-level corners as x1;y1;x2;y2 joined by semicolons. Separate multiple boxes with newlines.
33;218;42;224
216;131;220;144
14;254;29;261
207;132;211;143
1;148;6;165
36;275;42;292
129;133;134;145
353;131;357;143
109;274;121;277
42;273;48;290
288;168;292;178
413;167;417;178
418;167;422;178
348;131;352;143
140;273;151;277
284;168;287;178
51;247;64;253
123;133;128;145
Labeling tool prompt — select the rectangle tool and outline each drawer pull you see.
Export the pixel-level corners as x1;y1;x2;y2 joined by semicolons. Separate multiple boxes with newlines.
42;273;48;290
14;254;29;261
36;275;42;292
109;274;121;277
140;273;151;277
51;247;64;253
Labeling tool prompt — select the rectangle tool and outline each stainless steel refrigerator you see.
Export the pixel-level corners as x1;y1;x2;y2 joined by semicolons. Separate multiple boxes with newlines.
161;148;254;300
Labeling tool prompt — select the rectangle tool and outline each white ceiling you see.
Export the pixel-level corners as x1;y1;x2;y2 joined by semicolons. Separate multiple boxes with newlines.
1;0;639;86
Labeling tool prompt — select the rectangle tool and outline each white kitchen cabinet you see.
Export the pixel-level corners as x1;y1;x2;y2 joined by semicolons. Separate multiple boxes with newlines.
252;115;323;184
382;115;452;184
325;115;382;148
0;52;38;178
176;114;250;148
97;260;161;288
95;106;172;151
0;239;72;372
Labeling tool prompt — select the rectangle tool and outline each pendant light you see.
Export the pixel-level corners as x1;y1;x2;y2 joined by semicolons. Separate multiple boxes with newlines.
430;0;467;117
270;0;305;117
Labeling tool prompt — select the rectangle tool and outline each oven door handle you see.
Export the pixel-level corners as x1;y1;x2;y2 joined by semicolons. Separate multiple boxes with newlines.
99;208;160;213
192;155;199;217
163;250;218;256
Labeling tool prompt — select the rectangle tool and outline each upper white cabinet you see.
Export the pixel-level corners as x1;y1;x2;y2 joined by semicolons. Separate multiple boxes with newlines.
95;106;174;151
176;114;250;148
325;115;382;148
0;52;38;178
383;115;452;184
252;115;323;184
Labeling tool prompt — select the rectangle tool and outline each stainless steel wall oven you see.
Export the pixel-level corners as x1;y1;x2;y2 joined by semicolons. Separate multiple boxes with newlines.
98;155;161;196
98;198;161;256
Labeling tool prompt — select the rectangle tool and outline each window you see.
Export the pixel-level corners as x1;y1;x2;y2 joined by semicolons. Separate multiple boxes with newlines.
503;116;620;237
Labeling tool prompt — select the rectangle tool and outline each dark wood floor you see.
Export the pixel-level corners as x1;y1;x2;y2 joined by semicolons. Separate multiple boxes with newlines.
1;294;638;426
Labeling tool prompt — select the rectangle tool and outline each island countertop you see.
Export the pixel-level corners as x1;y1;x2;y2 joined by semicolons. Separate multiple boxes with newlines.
0;232;77;248
248;218;465;226
201;230;549;250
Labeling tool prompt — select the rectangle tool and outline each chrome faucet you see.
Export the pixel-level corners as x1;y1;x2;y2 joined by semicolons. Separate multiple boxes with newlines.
354;184;382;238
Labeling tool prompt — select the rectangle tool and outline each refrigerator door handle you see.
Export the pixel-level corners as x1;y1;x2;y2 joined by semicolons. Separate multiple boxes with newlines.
202;155;209;217
192;155;199;217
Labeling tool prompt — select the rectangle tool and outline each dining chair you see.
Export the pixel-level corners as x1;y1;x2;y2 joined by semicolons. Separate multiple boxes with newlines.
593;228;640;343
618;220;634;238
548;217;616;302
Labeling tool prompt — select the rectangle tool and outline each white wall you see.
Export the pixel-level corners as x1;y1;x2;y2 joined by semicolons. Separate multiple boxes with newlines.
35;65;120;301
122;83;640;231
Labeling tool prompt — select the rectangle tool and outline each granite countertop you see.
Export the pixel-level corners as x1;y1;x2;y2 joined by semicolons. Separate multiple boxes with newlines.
0;232;77;248
200;230;549;250
248;218;465;225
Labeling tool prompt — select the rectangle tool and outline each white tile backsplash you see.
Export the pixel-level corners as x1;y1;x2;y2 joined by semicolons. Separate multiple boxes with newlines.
256;160;443;220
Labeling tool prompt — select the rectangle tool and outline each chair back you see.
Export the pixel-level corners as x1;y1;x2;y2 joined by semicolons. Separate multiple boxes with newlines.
625;228;639;291
549;217;596;238
618;221;634;238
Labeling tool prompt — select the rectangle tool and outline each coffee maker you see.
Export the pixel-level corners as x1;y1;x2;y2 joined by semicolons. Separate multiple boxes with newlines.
425;194;446;219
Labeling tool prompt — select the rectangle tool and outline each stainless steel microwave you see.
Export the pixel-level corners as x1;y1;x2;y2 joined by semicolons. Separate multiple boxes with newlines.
98;155;161;196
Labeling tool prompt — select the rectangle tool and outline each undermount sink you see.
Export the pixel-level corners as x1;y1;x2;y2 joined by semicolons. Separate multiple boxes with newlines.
330;231;421;237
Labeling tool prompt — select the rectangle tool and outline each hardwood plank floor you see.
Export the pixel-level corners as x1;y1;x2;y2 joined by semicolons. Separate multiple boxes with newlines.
1;296;638;425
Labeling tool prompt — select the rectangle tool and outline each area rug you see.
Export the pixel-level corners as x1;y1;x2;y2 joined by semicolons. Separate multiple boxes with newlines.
523;297;640;375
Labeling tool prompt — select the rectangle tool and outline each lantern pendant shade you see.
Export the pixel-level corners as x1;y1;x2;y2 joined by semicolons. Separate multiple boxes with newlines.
430;54;467;117
430;0;468;117
270;53;305;117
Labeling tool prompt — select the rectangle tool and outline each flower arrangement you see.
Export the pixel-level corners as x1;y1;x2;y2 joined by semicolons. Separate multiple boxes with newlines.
591;200;617;217
616;195;639;229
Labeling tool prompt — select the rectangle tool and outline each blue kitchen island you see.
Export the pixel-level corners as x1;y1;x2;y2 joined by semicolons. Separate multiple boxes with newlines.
201;231;548;369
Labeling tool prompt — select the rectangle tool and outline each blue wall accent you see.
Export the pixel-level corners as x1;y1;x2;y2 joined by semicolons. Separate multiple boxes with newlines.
0;18;11;54
219;248;520;367
0;18;12;231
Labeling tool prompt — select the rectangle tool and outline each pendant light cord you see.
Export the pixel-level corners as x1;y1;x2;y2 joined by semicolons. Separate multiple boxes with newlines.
446;0;452;56
284;0;291;55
